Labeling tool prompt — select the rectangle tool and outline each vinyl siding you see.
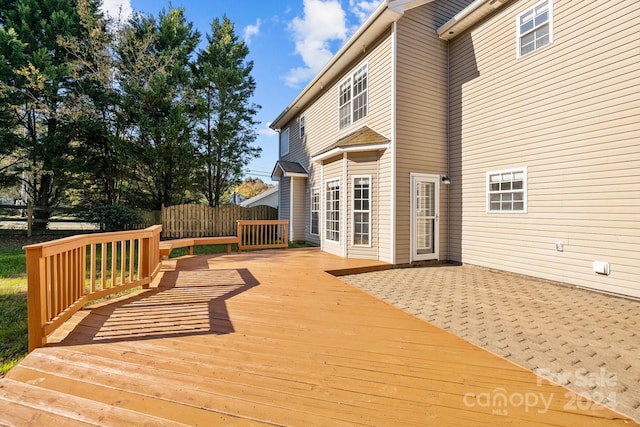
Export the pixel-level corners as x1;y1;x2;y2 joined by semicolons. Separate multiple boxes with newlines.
393;0;474;264
279;178;290;223
278;29;394;257
448;0;640;297
291;177;306;241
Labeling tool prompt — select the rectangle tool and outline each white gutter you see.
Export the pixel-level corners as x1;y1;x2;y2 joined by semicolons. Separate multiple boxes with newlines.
438;0;506;40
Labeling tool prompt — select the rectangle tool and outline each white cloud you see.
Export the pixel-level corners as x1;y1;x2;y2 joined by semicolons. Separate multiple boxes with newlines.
100;0;133;25
284;0;347;88
243;19;261;44
349;0;380;24
258;122;278;137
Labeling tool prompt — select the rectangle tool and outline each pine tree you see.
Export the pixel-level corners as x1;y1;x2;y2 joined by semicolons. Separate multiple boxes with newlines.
116;7;201;209
193;16;261;207
0;0;90;229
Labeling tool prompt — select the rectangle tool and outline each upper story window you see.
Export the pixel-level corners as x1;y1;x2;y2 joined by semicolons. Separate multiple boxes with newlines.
280;128;289;156
487;167;528;213
517;0;553;58
338;63;368;129
299;115;305;139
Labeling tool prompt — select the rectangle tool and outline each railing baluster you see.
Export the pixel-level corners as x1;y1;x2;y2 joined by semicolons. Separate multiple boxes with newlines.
120;240;126;286
110;241;117;287
90;244;96;293
101;242;107;290
129;239;134;283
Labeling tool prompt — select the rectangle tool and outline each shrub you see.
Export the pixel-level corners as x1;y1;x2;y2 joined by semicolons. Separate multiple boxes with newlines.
86;205;142;232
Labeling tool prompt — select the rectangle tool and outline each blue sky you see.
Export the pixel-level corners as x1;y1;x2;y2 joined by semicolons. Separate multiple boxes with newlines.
100;0;380;183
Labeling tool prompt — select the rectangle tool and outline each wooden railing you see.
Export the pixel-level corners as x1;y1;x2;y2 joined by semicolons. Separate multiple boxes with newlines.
23;225;162;351
237;220;289;251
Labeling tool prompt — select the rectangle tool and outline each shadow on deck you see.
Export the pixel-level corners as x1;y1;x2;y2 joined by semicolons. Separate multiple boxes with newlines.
0;249;636;426
52;257;260;346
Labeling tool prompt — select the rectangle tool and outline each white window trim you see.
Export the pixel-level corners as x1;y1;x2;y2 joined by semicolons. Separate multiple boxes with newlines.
299;115;305;139
516;0;553;59
352;175;372;247
280;128;289;156
310;186;319;236
338;62;368;129
486;167;528;214
324;178;341;244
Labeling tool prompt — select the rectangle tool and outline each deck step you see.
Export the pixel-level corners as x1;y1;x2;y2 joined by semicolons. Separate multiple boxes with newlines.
0;377;185;426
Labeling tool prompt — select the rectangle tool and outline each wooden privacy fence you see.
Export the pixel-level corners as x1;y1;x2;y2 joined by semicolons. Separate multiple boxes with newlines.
23;225;162;351
162;204;278;238
237;220;289;251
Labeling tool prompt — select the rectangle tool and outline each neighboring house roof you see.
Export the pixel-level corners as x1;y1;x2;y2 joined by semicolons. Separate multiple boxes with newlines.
311;126;391;162
438;0;512;40
271;161;309;181
240;185;279;208
270;0;438;130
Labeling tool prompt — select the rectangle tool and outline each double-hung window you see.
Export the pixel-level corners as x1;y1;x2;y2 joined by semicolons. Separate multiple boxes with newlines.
487;167;527;213
310;187;319;235
517;0;553;57
338;63;368;129
352;177;371;246
325;179;340;242
280;128;289;156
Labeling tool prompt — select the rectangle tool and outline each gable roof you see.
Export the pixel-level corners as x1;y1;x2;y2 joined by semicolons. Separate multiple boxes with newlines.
271;161;309;181
311;126;390;162
270;0;438;130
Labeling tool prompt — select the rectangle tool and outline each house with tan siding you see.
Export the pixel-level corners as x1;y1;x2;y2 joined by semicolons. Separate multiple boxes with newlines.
270;0;640;298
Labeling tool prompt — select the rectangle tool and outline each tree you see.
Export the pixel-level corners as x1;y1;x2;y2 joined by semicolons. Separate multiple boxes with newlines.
0;25;25;189
116;7;201;209
58;0;132;206
0;0;90;229
193;16;261;207
234;177;272;198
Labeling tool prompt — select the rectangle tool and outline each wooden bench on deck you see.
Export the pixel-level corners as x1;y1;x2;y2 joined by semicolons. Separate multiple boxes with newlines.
159;236;240;260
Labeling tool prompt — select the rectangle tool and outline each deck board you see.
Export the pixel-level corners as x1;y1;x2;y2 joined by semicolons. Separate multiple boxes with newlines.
1;249;636;426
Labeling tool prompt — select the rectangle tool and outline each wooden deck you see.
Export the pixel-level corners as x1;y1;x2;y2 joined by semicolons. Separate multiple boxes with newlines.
0;249;635;426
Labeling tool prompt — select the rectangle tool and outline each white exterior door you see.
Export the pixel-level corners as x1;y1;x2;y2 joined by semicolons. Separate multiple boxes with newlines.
411;174;439;262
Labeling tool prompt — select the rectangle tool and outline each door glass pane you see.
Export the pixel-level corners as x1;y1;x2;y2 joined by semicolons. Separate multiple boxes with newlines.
415;181;435;255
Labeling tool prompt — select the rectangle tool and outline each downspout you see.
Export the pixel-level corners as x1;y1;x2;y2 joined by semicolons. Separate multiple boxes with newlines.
320;163;324;251
290;177;294;242
446;40;451;261
390;20;398;265
342;152;348;258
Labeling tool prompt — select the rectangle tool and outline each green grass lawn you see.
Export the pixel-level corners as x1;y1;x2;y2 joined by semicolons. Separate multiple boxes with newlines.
0;238;30;376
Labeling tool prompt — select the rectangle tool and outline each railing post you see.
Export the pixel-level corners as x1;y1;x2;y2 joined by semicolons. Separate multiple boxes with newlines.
283;221;289;249
141;234;151;288
25;246;47;351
